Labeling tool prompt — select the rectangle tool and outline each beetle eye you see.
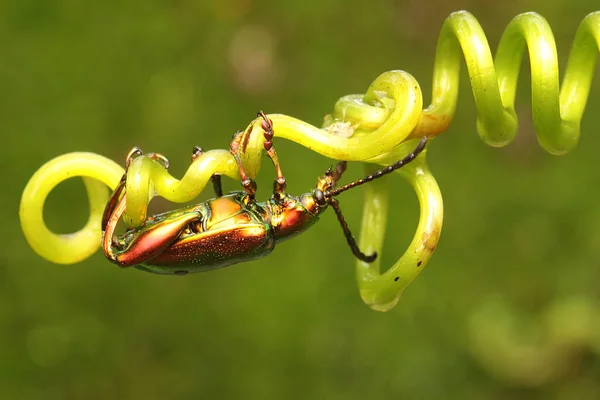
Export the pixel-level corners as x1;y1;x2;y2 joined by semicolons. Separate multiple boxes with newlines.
314;189;326;205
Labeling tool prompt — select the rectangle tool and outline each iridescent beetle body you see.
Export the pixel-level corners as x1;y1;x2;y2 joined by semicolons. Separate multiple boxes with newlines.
119;193;273;274
101;112;427;275
111;191;323;275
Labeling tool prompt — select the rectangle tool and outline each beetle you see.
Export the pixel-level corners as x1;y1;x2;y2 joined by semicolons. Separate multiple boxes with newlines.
101;111;428;275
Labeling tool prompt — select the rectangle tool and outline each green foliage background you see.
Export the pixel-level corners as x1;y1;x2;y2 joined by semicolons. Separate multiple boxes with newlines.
3;0;600;398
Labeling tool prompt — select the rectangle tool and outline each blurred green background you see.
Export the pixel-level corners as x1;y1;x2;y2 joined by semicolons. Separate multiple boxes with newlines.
4;0;600;398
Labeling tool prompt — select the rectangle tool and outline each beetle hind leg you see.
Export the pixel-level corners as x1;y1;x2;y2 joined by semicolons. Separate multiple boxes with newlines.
102;174;126;233
102;146;178;266
102;174;202;268
102;184;128;264
192;146;223;197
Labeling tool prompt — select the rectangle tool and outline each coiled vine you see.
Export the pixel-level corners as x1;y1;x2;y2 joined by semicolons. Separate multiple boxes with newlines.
19;11;600;312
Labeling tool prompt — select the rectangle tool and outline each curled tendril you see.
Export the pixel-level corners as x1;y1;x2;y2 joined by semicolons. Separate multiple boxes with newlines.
19;10;600;311
19;153;124;264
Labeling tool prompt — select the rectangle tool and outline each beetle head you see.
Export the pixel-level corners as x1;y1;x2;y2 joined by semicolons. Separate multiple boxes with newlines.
298;165;338;215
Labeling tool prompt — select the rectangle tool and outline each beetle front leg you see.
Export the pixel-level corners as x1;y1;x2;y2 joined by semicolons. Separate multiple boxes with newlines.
331;161;347;186
257;111;287;200
229;112;288;202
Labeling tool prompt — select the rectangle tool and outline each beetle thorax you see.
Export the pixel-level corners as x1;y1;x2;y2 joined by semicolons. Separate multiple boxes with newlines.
268;193;322;243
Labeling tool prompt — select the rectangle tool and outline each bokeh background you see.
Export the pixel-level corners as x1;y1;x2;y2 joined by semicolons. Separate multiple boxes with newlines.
3;0;600;398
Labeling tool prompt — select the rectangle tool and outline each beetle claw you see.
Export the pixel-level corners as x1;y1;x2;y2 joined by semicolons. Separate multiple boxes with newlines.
192;146;204;162
125;147;143;169
147;153;170;170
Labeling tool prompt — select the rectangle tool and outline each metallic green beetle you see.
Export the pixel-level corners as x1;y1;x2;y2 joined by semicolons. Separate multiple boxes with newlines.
101;112;427;275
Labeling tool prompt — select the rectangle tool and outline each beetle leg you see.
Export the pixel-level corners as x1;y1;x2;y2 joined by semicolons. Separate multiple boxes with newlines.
102;146;145;232
102;174;126;233
102;189;127;264
331;161;347;186
125;147;169;170
147;152;170;170
257;111;287;200
102;175;202;267
103;147;137;263
125;147;143;169
192;146;223;197
210;174;223;197
230;130;258;201
103;146;178;266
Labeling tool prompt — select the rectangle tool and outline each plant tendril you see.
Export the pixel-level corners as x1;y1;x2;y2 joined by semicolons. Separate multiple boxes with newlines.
19;10;600;310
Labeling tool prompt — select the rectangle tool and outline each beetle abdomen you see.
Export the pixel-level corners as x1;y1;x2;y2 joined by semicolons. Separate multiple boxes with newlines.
137;223;274;274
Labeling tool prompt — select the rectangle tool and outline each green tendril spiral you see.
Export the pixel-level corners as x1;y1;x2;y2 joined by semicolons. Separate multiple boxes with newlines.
19;10;600;311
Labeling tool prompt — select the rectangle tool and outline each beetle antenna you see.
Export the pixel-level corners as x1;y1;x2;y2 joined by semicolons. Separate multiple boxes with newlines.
330;198;377;262
326;136;427;198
